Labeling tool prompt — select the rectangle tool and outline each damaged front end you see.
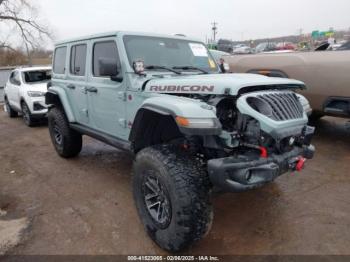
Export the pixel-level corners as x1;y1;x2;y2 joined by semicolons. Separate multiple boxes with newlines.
207;90;315;192
141;73;315;192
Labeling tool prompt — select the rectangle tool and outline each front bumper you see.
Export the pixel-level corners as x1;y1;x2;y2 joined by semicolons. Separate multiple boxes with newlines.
207;145;315;192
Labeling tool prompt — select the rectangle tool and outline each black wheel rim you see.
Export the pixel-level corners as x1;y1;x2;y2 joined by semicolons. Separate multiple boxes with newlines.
142;172;172;228
53;122;63;145
22;104;30;124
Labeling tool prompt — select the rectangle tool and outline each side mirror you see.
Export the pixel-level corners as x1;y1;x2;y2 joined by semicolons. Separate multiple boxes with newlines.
223;62;230;72
98;58;123;82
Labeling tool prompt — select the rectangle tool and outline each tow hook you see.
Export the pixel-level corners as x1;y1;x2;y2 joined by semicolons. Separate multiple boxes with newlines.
241;143;268;159
296;157;306;171
289;157;306;172
259;146;268;158
289;156;306;172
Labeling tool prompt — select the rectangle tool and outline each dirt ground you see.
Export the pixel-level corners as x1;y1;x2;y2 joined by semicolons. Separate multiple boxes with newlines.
0;107;350;255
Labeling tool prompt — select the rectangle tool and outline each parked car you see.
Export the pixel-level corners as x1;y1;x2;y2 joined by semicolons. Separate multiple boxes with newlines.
226;50;350;119
217;39;234;53
4;66;51;126
233;44;252;54
255;42;278;53
276;42;296;51
336;41;350;51
46;31;315;252
4;67;51;126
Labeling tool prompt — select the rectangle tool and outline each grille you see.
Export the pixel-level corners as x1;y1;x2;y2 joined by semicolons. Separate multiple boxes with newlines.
257;92;304;121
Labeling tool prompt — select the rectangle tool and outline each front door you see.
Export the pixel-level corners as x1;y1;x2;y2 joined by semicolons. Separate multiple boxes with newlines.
87;38;127;140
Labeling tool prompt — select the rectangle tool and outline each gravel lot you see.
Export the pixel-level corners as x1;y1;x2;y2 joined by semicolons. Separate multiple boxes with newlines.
0;107;350;255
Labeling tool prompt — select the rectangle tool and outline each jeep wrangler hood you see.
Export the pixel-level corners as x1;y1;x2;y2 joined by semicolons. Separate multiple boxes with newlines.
143;73;305;95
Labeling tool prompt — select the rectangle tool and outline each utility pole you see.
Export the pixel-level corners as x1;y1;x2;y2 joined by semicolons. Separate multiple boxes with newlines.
212;22;218;42
299;28;303;42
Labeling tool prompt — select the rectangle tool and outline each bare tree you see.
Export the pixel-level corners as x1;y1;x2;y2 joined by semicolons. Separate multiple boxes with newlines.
0;0;51;64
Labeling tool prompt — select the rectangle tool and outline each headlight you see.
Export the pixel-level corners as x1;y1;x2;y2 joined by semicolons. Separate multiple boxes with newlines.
175;117;217;128
27;91;46;97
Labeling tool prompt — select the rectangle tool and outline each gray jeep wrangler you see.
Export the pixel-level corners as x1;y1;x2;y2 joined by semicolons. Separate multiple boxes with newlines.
46;31;315;252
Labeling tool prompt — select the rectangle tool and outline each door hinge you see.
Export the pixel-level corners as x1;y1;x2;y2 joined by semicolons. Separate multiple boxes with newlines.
82;109;88;117
119;118;127;128
118;92;127;101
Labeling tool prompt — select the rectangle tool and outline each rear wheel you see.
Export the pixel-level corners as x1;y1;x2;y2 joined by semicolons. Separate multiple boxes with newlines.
133;144;213;252
4;98;18;118
21;102;35;127
48;107;82;158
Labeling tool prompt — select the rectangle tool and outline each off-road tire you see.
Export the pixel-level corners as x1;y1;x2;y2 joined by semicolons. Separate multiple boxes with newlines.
133;144;213;252
21;101;35;127
4;97;18;118
48;107;82;158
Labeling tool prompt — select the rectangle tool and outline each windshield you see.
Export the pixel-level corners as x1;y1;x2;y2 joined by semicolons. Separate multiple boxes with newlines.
123;35;219;73
22;70;51;84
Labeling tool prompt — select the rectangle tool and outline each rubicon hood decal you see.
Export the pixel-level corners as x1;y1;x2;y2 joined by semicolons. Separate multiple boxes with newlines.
144;73;305;95
150;85;214;93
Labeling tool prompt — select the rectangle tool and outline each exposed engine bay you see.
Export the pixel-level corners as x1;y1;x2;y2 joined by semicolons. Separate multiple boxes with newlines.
202;90;315;192
215;91;313;153
179;89;315;162
149;84;315;192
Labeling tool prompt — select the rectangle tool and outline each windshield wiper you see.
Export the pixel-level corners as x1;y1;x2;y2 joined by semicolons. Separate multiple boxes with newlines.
173;66;209;74
145;65;181;75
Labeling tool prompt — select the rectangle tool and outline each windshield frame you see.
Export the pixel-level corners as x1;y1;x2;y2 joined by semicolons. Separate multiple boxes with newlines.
123;35;220;74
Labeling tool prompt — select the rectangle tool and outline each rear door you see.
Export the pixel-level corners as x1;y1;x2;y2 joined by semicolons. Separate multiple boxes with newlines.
65;42;89;124
87;38;127;140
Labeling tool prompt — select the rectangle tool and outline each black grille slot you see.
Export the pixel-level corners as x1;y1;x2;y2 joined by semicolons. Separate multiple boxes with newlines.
257;92;304;121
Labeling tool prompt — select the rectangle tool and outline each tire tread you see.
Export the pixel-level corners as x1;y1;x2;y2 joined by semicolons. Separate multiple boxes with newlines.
133;144;213;252
48;107;82;158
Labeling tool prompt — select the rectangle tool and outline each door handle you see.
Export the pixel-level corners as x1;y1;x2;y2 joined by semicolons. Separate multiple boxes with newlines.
86;87;98;93
67;84;76;90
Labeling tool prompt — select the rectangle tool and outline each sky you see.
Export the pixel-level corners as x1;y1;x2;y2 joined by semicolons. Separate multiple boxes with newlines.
35;0;350;44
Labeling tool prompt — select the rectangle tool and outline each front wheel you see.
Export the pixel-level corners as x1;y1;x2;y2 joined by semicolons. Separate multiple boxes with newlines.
133;145;213;252
21;102;35;127
48;107;82;158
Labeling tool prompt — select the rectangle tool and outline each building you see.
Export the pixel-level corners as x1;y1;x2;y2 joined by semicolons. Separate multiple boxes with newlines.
0;66;15;88
0;66;16;103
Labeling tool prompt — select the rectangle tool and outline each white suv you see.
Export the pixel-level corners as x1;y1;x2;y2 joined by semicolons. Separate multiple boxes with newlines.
4;66;52;126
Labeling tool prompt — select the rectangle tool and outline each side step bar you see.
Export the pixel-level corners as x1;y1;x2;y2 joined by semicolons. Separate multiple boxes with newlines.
70;123;132;152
